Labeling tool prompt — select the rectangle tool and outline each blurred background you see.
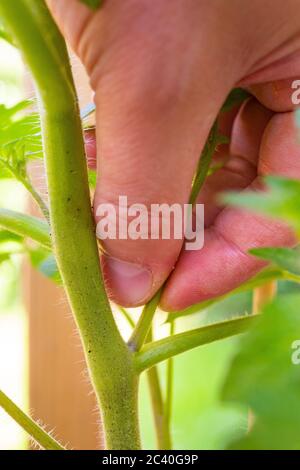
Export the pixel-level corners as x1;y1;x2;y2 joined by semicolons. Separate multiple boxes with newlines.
0;36;262;450
0;37;27;450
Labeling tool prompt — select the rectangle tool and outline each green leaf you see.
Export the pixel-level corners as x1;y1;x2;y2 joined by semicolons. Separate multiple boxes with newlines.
0;229;23;244
222;176;300;234
0;208;51;249
0;229;24;260
39;254;61;283
0;101;43;165
250;247;300;276
0;19;14;45
222;294;300;450
0;251;11;263
0;100;32;124
0;101;43;187
0;27;11;43
79;0;102;10
29;247;61;283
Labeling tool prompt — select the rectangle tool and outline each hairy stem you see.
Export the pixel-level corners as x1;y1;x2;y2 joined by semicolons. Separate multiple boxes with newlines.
119;306;135;329
145;328;172;449
147;366;166;449
0;389;64;450
20;176;50;221
128;290;161;351
135;315;259;372
163;321;175;449
0;0;140;450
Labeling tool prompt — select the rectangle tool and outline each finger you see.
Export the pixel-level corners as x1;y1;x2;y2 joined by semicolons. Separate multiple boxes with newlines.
230;98;273;163
248;78;300;112
161;111;297;312
46;0;95;53
84;128;97;170
197;98;272;227
259;111;300;178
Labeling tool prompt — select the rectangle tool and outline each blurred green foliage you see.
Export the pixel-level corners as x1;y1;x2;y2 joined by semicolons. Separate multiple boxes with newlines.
250;246;300;276
140;335;247;449
223;295;300;450
223;176;300;235
0;39;25;314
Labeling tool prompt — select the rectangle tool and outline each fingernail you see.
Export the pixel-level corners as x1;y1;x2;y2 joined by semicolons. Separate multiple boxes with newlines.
102;256;152;305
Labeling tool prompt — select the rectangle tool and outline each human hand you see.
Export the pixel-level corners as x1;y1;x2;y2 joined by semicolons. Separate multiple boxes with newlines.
47;0;300;310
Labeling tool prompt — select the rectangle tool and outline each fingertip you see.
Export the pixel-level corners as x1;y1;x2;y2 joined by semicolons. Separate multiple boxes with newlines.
160;285;190;313
248;78;299;112
101;255;154;307
259;111;300;178
160;228;265;312
230;97;273;165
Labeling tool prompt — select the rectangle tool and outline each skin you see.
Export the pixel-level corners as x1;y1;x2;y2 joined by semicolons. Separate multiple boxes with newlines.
47;0;300;311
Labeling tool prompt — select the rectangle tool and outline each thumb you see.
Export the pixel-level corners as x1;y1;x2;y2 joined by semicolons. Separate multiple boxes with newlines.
91;45;242;307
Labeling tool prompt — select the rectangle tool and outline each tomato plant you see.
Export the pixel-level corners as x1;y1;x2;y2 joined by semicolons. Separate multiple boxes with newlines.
0;0;300;451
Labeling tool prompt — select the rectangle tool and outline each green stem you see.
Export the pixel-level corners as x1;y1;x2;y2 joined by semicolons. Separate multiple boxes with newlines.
145;328;171;450
163;321;175;450
0;389;64;450
128;290;161;351
135;315;259;373
20;176;50;221
147;366;165;449
0;208;51;249
0;0;140;450
189;121;219;205
119;306;135;329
